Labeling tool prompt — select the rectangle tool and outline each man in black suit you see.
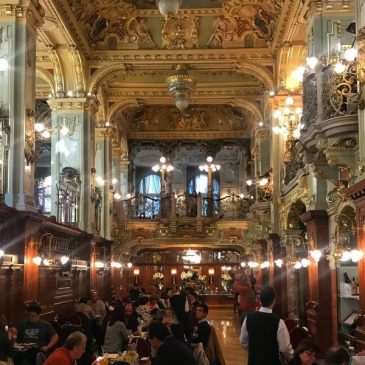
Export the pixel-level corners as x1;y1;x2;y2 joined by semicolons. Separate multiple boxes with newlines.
239;286;293;365
148;321;197;365
169;286;189;332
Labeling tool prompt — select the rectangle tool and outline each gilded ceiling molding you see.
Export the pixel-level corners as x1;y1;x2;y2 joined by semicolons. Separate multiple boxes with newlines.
46;46;65;96
36;67;55;92
68;45;87;94
161;15;199;49
235;62;274;91
88;64;128;93
358;26;365;109
230;99;263;124
106;99;141;123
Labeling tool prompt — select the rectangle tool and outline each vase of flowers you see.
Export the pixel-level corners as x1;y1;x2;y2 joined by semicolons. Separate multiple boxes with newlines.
198;274;207;293
153;272;164;290
180;270;198;289
221;272;233;292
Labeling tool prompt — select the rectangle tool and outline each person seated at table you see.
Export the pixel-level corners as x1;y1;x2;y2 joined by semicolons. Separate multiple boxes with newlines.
189;304;211;347
136;297;152;328
103;306;129;354
148;321;197;365
15;303;59;365
162;314;186;344
43;331;86;365
75;297;95;319
122;303;139;334
0;314;13;365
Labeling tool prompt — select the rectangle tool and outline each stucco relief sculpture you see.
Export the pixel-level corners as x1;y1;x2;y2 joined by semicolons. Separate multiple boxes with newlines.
358;26;365;109
162;16;199;49
208;0;279;48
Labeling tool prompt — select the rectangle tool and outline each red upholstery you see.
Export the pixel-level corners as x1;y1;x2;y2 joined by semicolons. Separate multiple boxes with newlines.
284;319;298;332
289;327;309;350
131;337;150;358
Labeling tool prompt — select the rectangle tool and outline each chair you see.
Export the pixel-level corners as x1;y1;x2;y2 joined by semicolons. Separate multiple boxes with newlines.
130;337;150;358
289;327;309;350
284;319;298;332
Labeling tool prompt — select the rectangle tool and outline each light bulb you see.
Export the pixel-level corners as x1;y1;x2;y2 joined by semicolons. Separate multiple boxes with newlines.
306;57;318;69
41;130;51;139
240;262;246;267
294;261;302;269
60;256;69;265
344;48;357;62
310;250;321;262
351;249;364;263
111;261;122;269
301;258;310;267
207;156;213;163
127;262;133;268
246;179;253;186
35;123;45;132
160;156;166;164
114;192;121;200
334;62;346;74
274;259;283;268
285;96;294;105
33;256;42;266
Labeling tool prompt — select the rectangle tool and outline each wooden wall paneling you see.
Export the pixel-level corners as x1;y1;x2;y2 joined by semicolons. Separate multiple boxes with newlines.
54;271;74;317
269;234;288;319
38;267;57;321
300;210;337;353
7;269;24;325
24;235;40;302
346;181;365;350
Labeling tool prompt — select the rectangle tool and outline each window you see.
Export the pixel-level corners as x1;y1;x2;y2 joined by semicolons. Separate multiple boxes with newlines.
137;174;161;218
138;174;161;195
188;174;219;196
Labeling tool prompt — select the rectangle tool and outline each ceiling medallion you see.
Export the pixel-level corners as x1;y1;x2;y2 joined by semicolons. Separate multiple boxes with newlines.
156;0;182;16
166;64;196;112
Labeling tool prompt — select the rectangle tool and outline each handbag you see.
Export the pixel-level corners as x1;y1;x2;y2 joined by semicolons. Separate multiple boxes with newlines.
193;342;210;365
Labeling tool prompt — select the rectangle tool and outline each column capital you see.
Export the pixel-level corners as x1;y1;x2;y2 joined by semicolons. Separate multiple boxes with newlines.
48;97;99;114
0;1;45;31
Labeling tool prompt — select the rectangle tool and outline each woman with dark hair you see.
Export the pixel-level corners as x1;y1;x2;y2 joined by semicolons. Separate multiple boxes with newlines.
103;307;129;353
288;339;320;365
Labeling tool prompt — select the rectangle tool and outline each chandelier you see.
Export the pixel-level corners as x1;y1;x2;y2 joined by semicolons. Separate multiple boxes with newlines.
156;0;182;16
167;65;196;111
182;249;201;264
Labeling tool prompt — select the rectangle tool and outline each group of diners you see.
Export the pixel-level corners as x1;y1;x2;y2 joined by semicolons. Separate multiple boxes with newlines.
0;284;223;365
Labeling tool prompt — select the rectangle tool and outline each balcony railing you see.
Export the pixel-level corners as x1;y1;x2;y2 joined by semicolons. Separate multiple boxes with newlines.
122;193;251;220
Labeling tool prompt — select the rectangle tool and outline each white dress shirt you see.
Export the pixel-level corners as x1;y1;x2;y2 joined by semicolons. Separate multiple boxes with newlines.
239;307;293;358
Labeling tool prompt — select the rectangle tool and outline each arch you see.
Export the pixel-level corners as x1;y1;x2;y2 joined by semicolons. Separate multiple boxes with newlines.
36;67;55;92
230;98;264;124
106;99;141;122
88;64;127;93
235;62;275;92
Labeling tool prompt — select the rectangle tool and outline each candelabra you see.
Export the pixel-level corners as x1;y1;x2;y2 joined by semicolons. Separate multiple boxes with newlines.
199;156;220;216
152;156;174;194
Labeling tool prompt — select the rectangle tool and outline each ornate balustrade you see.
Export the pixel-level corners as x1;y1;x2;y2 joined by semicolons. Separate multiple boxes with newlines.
122;192;251;220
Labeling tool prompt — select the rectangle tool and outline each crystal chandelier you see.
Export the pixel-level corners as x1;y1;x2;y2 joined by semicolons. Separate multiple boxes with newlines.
156;0;182;16
167;65;196;111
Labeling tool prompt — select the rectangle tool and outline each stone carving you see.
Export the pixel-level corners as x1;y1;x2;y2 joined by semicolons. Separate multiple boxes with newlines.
169;110;209;130
358;26;365;109
162;16;199;49
24;108;36;165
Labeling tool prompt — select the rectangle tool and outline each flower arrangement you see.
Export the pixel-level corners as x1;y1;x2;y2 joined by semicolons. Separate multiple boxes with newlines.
221;272;233;292
180;271;207;293
153;272;164;289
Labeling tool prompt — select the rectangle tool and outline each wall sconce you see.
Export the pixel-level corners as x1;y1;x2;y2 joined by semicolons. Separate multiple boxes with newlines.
127;262;133;269
33;256;42;266
171;268;177;284
111;261;122;269
208;268;215;284
95;261;105;269
133;267;140;284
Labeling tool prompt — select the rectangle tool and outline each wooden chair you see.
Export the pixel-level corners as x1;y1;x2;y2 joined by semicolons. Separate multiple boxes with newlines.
289;327;309;350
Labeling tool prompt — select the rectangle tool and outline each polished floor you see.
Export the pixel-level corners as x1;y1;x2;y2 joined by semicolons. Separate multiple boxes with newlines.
209;309;248;365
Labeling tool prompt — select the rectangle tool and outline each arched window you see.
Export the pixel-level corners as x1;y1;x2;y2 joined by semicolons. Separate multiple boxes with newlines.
138;174;161;195
188;174;219;196
137;174;161;218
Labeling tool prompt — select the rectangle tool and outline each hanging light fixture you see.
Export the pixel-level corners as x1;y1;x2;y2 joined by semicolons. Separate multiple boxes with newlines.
156;0;182;16
167;64;196;112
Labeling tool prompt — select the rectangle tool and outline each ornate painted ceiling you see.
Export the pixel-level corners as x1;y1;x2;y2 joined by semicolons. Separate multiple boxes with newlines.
36;0;310;142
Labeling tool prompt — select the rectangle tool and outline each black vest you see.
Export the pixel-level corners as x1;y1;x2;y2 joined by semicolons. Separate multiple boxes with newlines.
246;311;281;365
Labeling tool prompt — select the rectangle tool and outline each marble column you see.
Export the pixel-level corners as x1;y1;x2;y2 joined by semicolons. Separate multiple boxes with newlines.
1;2;44;210
95;127;112;240
48;97;97;233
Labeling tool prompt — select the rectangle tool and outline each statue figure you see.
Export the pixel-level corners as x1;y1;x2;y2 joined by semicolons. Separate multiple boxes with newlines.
207;15;235;47
358;26;365;109
127;17;155;48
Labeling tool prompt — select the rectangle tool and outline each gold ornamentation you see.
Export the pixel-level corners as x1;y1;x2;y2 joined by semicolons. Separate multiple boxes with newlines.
24;108;36;165
162;16;199;49
358;26;365;109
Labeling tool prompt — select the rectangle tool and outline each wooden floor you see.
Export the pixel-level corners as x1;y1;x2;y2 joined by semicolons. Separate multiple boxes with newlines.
209;309;248;365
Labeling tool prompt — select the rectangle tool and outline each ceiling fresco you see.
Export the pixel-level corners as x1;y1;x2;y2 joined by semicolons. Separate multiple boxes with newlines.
66;0;284;49
122;105;251;132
